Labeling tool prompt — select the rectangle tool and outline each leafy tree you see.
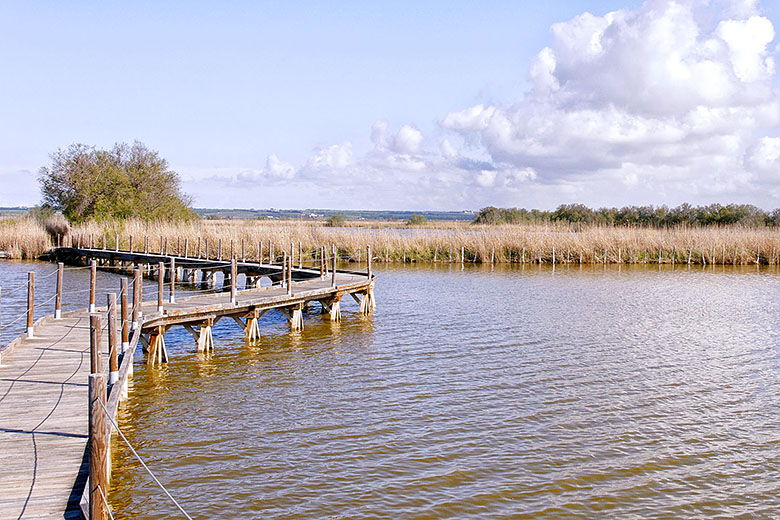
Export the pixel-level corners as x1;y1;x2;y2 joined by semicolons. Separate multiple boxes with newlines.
407;214;428;226
39;141;195;222
326;214;346;227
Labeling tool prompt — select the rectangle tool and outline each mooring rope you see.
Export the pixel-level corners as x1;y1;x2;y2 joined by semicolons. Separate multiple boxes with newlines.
96;399;194;520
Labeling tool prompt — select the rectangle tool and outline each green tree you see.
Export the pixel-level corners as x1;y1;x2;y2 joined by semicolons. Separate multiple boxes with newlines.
39;141;195;222
326;214;346;227
407;214;428;226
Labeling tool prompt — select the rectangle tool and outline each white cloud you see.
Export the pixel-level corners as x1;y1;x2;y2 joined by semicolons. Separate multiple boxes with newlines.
190;0;780;210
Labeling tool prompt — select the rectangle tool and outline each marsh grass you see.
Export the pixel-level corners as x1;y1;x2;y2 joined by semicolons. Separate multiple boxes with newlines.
3;217;780;264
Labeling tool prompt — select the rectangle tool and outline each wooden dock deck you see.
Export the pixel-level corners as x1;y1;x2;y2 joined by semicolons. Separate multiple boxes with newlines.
0;246;375;519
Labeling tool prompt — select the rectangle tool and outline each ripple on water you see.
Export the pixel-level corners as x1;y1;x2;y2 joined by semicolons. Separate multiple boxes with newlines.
10;262;766;518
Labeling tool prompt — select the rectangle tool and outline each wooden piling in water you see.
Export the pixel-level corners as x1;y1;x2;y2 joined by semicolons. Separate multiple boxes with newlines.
169;258;176;303
332;245;337;288
27;272;34;337
107;293;118;386
55;262;63;319
121;278;129;352
230;258;237;303
88;373;109;520
367;245;372;279
90;314;102;374
132;268;141;327
157;262;164;313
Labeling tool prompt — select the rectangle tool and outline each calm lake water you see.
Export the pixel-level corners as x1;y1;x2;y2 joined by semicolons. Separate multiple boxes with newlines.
2;261;780;518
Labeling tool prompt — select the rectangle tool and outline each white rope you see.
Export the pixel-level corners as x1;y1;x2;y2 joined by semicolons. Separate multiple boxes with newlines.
97;399;194;519
96;484;116;520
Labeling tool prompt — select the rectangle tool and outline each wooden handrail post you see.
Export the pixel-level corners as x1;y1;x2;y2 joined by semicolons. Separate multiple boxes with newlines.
132;268;141;327
144;236;149;254
164;236;168;256
115;234;119;252
258;241;263;264
367;245;372;279
184;237;189;258
89;260;97;313
90;314;102;373
299;241;303;269
120;278;129;352
157;262;164;314
331;245;337;288
57;233;61;248
204;238;209;260
88;372;109;520
287;256;293;296
282;251;287;288
230;257;237;303
169;258;176;304
54;262;63;319
218;239;222;261
27;272;35;337
320;246;325;278
269;241;273;264
107;293;119;386
197;236;202;258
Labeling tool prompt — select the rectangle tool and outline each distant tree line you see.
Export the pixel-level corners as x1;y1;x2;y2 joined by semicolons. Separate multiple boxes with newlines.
473;203;780;227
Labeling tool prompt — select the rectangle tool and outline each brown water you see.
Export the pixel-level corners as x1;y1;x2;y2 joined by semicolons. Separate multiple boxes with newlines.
5;262;780;517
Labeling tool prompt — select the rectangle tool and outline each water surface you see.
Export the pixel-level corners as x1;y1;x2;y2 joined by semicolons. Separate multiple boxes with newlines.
3;262;780;517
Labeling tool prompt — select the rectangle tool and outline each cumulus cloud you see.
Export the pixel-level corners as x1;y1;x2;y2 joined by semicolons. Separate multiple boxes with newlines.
204;0;780;210
438;0;780;206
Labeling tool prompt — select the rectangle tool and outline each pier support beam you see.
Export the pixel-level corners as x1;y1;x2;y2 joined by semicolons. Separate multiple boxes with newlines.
280;303;304;331
184;318;214;353
320;298;341;322
146;326;168;365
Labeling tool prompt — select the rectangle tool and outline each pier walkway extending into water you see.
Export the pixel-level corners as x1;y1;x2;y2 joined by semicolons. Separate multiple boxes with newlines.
0;244;375;519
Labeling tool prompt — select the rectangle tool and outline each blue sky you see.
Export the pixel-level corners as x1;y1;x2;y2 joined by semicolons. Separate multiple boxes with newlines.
2;1;779;210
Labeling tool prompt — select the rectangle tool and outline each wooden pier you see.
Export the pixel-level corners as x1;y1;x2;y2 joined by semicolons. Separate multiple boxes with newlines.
0;243;375;519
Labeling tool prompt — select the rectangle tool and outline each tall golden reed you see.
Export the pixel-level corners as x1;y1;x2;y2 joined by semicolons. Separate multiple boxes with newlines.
3;216;780;264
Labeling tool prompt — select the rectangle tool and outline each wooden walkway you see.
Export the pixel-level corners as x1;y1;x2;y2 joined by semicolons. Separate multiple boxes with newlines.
0;248;375;519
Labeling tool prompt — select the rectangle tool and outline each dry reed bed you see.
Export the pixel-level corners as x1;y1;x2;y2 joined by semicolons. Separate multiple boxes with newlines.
3;217;780;264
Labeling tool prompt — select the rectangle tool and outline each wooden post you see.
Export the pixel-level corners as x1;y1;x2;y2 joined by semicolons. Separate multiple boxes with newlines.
132;268;141;327
169;258;176;303
55;262;63;319
230;240;234;260
90;314;102;374
88;373;109;520
258;241;263;264
198;237;202;258
144;235;149;254
230;258;237;303
89;260;97;313
121;278;129;352
286;256;292;296
204;238;209;259
26;272;34;337
367;245;372;279
242;239;246;262
115;234;119;252
461;246;465;264
184;237;189;258
331;245;337;288
320;246;325;278
218;239;222;260
107;294;118;386
269;241;273;263
157;262;164;314
299;241;303;268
